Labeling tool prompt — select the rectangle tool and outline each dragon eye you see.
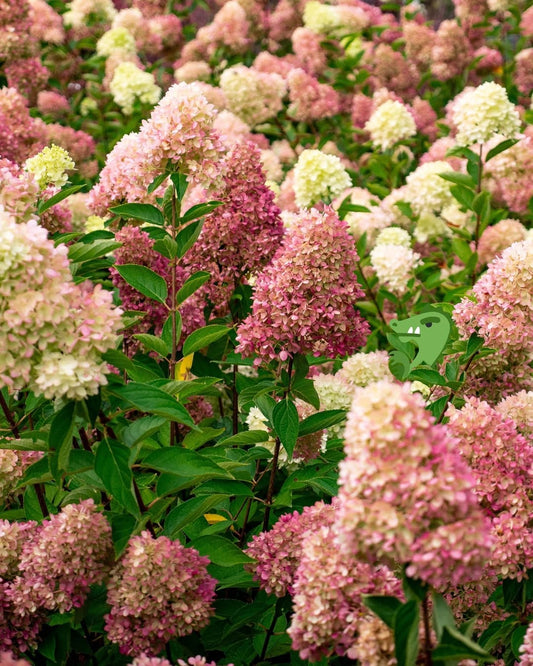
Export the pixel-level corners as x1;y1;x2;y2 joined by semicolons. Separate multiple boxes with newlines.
425;322;432;328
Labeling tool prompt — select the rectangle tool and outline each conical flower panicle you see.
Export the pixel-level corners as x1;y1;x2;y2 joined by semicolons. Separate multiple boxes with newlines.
236;206;370;364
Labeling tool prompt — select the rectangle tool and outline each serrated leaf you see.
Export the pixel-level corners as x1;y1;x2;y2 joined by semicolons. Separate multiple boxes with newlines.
181;200;223;223
176;271;210;304
439;172;475;188
133;333;169;357
68;239;120;263
432;592;457;641
164;495;225;537
38;184;85;214
182;325;229;356
182;427;226;450
217;430;270;447
94;439;139;517
272;400;299;458
176;218;205;258
432;626;493;662
408;368;447;387
115;264;168;304
48;401;75;479
298;409;346;437
195;480;253;497
147;173;167;194
109;203;164;226
122;415;167;448
143;447;231;478
170;172;188;201
485;138;518;162
511;625;527;658
108;382;195;426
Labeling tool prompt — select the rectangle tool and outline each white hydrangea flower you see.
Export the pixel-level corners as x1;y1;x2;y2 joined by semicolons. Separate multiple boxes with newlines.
246;407;289;466
24;144;75;189
174;61;212;83
293;149;352;208
96;27;136;58
452;82;520;146
0;209;33;278
414;211;450;243
370;243;421;295
219;66;286;127
404;160;456;215
109;62;161;114
85;215;107;233
337;350;394;387
313;372;353;437
63;0;116;28
303;0;369;37
375;226;411;248
32;351;108;400
364;100;416;151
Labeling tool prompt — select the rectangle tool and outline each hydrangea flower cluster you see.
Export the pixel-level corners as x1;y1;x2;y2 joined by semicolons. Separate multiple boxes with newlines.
245;500;336;596
287;521;402;661
336;381;492;589
183;140;284;313
477;218;528;265
364;99;417;151
23;144;74;189
96;26;136;57
337;350;393;387
519;622;533;666
0;208;122;399
8;500;113;615
0;450;42;504
293;149;351;208
370;231;420;296
105;531;216;656
496;390;533;438
219;66;286;128
110;62;162;115
236;207;370;364
452;82;521;145
453;238;533;354
447;397;533;578
286;68;340;122
129;657;233;666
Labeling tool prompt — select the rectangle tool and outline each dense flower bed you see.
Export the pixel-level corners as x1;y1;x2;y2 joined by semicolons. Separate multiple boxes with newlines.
0;0;532;663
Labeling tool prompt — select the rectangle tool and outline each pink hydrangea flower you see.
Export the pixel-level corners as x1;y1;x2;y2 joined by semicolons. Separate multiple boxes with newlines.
336;381;492;589
105;531;216;656
519;621;533;665
287;68;340;122
236;206;369;364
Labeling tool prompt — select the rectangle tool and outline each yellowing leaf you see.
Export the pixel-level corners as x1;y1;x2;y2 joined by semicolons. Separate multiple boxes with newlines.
176;354;194;381
204;513;228;525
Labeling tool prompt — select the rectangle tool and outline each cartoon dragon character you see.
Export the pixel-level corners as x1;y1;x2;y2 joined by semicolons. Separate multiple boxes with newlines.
388;309;451;380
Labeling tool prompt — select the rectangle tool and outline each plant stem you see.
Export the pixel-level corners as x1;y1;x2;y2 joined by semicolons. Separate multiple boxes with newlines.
259;598;282;662
357;260;388;328
422;595;433;666
0;392;20;438
471;144;484;284
169;183;181;446
232;364;239;435
437;351;479;424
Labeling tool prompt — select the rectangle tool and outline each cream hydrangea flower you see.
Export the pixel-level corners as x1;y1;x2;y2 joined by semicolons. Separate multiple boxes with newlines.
85;215;107;233
32;351;109;400
109;62;161;114
293;149;352;208
452;82;521;146
337;350;394;387
370;243;421;295
96;27;136;58
365;100;416;151
404;160;456;214
24;144;75;189
303;1;369;37
375;226;411;248
63;0;116;28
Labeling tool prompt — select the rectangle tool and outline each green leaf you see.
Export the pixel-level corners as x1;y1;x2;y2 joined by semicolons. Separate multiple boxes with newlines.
164;495;225;537
108;382;195;426
217;430;270;447
182;325;229;356
292;378;320;410
408;367;447;387
182;426;226;450
439;172;475;188
181;200;223;223
195;480;253;497
68;239;120;263
102;349;135;373
122;415;167;448
192;535;254;566
473;191;490;221
170;172;188;201
272;400;299;458
38;184;85;214
298;409;346;437
511;625;528;658
176;218;205;258
485;138;518;162
153;236;178;260
176;271;210;305
143;447;231;478
432;592;457;641
48;401;75;478
451;238;474;264
94;439;140;517
363;595;403;629
462;332;485;361
109;203;164;226
450;184;475;210
115;264;168;304
395;601;420;666
17;456;52;487
133;333;169;357
432;626;493;662
147;173;167;194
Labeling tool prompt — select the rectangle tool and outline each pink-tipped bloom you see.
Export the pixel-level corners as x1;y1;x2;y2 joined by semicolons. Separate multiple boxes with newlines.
105;531;216;656
286;68;340;122
336;381;492;590
236;206;369;364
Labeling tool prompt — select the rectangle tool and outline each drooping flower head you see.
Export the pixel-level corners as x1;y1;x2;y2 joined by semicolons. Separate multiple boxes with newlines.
336;381;492;589
236;206;370;364
105;531;216;656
